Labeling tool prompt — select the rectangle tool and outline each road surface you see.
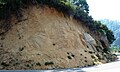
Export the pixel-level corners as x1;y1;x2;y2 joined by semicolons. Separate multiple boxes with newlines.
0;54;120;72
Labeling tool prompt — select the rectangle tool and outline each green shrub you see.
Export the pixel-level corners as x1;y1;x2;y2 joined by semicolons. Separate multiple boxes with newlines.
45;61;54;65
93;21;115;44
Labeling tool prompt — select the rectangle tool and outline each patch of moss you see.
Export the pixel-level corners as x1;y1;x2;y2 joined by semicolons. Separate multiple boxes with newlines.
36;62;41;66
1;62;9;66
45;61;54;66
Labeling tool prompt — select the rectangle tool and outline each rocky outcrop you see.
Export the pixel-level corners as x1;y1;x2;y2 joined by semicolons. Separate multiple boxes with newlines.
0;6;117;69
84;33;96;45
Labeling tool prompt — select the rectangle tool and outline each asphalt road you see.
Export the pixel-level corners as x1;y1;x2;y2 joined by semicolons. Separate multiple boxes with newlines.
0;54;120;72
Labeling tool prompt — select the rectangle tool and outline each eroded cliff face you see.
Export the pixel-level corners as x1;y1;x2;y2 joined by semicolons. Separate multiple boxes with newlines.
0;6;117;69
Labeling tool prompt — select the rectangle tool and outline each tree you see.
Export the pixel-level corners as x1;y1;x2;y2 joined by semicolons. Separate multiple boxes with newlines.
71;0;89;13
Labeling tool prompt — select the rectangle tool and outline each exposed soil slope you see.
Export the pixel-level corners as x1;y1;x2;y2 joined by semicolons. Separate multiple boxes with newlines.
0;6;117;69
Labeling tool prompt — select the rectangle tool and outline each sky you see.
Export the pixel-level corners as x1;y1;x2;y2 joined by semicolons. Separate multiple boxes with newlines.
86;0;120;21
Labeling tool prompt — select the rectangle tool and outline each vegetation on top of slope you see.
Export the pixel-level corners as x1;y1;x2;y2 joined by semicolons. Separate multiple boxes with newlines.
0;0;115;44
93;21;116;44
110;46;120;53
101;19;120;38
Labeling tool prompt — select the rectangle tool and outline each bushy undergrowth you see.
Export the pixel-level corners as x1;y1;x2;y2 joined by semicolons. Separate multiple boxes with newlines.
0;0;115;44
110;46;120;53
93;21;115;44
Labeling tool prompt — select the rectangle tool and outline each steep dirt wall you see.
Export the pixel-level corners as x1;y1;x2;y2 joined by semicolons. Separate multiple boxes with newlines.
0;6;117;69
